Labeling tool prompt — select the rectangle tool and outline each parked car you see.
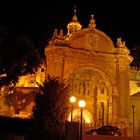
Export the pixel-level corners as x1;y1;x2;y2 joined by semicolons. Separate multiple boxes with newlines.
85;125;121;136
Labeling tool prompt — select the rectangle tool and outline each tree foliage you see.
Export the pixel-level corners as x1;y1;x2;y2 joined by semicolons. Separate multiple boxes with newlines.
33;76;70;138
0;26;42;87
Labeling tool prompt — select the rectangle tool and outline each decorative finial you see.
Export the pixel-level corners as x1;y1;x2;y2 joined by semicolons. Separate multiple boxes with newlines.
55;28;57;32
88;14;96;29
58;29;64;39
72;6;78;21
74;9;76;15
52;28;58;40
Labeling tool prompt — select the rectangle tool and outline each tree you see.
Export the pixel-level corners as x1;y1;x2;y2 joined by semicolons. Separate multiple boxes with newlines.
32;76;70;139
0;26;42;88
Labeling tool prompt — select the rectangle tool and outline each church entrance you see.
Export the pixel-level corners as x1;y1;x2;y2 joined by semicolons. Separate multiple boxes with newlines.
67;67;113;127
67;108;93;124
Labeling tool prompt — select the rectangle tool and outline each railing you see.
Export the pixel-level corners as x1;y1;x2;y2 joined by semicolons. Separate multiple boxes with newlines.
82;122;133;137
83;134;140;140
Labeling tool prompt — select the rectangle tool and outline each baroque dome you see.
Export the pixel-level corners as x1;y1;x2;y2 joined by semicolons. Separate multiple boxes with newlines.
49;12;116;54
68;15;115;53
69;28;115;53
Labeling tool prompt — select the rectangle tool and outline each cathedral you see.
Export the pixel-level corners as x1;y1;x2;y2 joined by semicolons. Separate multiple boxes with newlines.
0;9;140;136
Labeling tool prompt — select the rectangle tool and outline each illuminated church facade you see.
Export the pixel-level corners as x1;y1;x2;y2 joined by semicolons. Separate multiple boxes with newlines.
1;9;140;136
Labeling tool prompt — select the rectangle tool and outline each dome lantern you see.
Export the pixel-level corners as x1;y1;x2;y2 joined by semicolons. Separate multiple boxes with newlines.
67;8;82;35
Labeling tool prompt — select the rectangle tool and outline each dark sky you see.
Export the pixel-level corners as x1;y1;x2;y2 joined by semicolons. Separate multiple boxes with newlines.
0;0;140;48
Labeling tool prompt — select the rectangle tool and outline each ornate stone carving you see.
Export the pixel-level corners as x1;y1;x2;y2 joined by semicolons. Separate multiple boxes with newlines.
68;68;110;97
86;34;97;50
116;37;130;55
117;37;124;48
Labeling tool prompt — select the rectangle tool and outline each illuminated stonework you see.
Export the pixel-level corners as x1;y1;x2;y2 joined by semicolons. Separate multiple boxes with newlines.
45;12;140;136
1;9;140;136
67;68;112;125
67;9;82;35
0;64;46;118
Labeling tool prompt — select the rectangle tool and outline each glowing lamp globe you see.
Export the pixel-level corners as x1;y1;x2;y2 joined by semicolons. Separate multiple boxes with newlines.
70;96;76;103
78;100;86;108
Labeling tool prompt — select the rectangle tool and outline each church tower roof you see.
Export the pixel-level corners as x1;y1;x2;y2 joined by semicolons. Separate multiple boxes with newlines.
67;8;82;35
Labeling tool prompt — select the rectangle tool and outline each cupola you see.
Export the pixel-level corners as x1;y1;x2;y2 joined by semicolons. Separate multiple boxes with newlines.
67;8;82;35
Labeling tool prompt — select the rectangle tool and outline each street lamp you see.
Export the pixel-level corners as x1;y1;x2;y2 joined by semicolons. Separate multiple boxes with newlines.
70;96;76;122
78;100;86;140
132;105;135;136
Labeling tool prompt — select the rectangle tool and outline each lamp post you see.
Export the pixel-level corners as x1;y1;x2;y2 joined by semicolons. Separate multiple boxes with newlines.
132;105;135;136
78;100;86;140
70;96;76;122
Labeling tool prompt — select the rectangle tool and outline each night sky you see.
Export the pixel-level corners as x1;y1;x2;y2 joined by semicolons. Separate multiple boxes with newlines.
0;0;140;49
